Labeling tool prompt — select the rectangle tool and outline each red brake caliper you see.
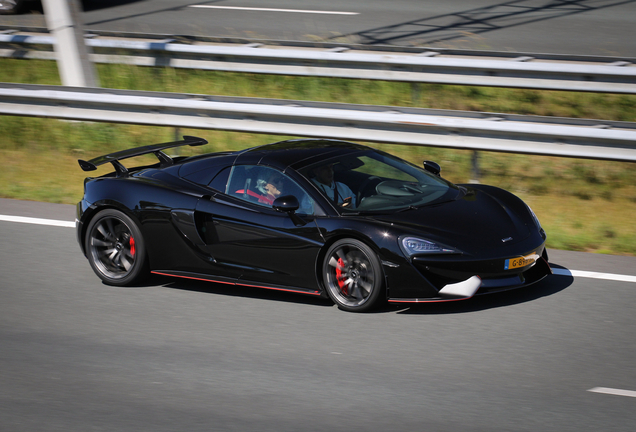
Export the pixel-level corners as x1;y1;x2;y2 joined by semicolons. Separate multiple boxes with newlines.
129;237;136;257
335;258;347;295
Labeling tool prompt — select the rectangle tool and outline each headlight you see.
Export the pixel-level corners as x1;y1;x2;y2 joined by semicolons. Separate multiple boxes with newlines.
527;205;541;228
527;205;546;240
399;236;458;257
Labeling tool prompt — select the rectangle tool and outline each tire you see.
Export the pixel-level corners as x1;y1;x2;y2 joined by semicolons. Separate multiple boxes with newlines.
322;238;384;312
0;0;24;15
85;209;148;286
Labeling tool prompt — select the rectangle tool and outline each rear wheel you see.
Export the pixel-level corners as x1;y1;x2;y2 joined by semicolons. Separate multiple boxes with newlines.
322;239;384;312
85;209;147;286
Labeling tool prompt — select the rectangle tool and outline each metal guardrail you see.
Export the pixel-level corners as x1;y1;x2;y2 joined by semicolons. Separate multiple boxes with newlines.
0;83;634;162
1;29;636;93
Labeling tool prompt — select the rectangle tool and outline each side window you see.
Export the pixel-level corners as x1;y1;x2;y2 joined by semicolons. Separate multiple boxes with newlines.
208;166;231;192
227;165;314;215
182;165;226;187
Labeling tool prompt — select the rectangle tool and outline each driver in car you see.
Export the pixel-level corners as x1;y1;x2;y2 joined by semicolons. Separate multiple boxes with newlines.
312;164;356;208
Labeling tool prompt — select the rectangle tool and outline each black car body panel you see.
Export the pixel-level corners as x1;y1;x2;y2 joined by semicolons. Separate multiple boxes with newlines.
77;137;551;310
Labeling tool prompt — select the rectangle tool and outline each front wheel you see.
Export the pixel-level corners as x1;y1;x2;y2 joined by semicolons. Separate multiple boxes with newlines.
322;239;384;312
85;209;147;286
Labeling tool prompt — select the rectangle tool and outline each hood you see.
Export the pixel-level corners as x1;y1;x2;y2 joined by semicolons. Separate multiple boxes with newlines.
372;186;532;253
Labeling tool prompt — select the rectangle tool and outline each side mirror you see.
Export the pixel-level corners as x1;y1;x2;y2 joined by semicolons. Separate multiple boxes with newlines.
273;195;306;227
423;160;441;176
273;195;300;213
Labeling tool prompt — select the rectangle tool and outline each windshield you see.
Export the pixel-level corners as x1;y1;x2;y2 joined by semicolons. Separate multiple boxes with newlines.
299;149;457;213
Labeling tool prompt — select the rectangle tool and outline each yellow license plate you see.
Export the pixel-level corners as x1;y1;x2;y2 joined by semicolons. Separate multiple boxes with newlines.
504;253;538;270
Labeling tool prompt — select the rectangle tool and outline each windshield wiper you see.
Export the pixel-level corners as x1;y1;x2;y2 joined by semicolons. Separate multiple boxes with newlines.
394;205;419;213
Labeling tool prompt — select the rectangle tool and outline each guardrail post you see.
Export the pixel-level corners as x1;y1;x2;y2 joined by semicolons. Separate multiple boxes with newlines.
411;83;421;104
41;0;98;87
173;127;181;155
470;151;480;183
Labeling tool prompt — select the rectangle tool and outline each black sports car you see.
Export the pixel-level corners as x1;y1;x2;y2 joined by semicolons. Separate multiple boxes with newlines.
76;136;551;312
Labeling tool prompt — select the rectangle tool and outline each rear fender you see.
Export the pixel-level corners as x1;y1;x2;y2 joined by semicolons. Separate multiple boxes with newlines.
77;200;142;256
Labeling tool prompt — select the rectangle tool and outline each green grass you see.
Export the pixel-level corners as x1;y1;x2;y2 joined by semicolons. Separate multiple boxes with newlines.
1;58;635;255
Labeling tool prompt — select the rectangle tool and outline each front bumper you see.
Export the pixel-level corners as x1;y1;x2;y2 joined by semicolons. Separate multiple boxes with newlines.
387;245;552;303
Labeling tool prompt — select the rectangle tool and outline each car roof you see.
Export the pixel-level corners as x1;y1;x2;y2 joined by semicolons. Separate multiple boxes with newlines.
176;139;369;180
235;139;369;171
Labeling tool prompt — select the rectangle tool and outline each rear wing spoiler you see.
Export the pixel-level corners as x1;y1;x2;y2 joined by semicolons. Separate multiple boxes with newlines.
78;136;208;177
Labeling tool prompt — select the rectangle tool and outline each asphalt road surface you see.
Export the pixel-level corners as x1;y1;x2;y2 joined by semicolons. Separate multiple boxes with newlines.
1;0;636;56
1;198;636;431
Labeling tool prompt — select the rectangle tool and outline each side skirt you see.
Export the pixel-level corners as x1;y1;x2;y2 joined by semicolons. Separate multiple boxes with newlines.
151;270;322;296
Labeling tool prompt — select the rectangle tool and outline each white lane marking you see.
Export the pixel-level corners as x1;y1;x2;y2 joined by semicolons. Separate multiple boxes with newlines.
552;268;636;284
588;387;636;398
0;215;75;228
188;5;359;15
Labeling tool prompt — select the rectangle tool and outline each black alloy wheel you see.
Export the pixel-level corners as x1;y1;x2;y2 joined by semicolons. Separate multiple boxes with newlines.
323;238;384;312
85;209;147;286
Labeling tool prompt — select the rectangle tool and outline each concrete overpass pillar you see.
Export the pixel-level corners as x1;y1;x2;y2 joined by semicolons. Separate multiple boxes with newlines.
42;0;99;87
